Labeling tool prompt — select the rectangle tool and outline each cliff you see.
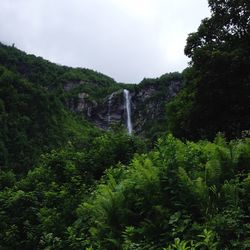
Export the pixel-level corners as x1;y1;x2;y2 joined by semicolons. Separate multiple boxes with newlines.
67;72;183;138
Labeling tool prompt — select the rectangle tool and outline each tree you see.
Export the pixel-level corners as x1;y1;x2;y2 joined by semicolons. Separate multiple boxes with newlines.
167;0;250;140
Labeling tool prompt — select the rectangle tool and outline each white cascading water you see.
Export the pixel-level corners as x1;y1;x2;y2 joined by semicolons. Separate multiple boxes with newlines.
107;93;114;124
123;89;132;134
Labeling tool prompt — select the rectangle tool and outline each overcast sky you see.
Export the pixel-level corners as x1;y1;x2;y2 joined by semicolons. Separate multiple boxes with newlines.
0;0;210;83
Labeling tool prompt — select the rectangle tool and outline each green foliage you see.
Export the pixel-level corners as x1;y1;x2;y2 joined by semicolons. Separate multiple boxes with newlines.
0;42;117;89
0;129;146;249
86;130;147;178
0;66;67;173
0;65;103;174
0;42;125;107
164;229;217;250
80;134;250;249
166;0;250;140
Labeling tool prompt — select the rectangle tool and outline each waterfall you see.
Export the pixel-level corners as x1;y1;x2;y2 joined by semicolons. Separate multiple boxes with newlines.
107;93;114;124
123;89;132;134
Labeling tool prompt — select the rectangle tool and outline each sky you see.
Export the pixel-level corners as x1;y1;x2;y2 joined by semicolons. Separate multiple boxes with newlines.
0;0;210;83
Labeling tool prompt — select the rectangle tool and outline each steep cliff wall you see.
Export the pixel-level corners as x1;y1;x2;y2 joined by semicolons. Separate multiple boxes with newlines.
67;73;183;138
132;79;182;136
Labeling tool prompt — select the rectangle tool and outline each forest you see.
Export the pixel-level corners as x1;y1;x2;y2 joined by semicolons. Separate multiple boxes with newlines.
0;0;249;249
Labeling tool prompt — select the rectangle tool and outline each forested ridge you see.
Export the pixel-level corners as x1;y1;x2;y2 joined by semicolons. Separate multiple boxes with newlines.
0;0;250;249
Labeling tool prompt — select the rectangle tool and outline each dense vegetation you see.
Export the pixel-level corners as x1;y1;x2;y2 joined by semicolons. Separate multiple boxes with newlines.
0;42;122;100
1;134;249;249
78;135;250;249
166;0;250;140
0;0;249;249
0;130;145;249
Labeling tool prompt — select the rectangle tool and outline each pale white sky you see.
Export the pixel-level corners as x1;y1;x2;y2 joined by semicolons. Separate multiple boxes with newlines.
0;0;210;83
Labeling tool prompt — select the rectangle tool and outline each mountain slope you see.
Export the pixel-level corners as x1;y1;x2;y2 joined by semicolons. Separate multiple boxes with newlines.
0;42;124;99
0;65;100;174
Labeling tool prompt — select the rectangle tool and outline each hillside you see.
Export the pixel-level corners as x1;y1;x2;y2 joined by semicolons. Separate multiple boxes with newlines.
0;42;118;92
0;42;184;141
0;43;147;175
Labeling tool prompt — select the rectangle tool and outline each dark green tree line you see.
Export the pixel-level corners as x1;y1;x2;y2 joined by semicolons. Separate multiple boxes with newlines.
167;0;250;140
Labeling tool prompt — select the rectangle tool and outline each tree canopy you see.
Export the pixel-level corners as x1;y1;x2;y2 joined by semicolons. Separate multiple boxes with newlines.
167;0;250;140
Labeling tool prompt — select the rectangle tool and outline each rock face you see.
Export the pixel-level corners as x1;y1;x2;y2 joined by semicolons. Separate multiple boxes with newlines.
132;80;182;135
68;92;97;119
68;89;127;129
67;78;183;136
91;89;127;129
